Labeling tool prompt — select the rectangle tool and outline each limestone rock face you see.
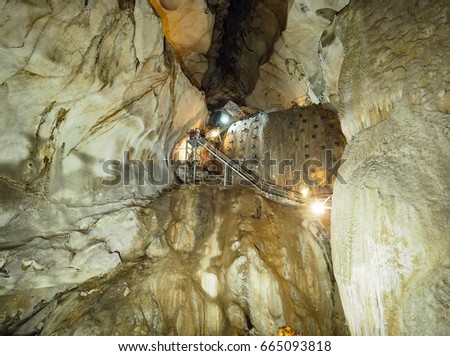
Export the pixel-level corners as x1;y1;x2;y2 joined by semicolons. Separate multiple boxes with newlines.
148;0;350;109
0;0;207;329
331;0;450;335
336;0;450;140
9;186;346;336
246;0;349;110
149;0;214;87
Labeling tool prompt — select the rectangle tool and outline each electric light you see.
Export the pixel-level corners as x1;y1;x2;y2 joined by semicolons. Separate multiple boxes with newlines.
311;200;326;215
220;112;230;125
209;129;220;138
300;187;309;196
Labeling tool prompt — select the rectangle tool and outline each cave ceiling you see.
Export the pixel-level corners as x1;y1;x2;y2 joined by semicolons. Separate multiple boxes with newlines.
150;0;349;110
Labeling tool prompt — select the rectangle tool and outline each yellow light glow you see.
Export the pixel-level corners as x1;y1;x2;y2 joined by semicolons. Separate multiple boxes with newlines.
300;188;309;196
311;201;326;215
209;130;220;138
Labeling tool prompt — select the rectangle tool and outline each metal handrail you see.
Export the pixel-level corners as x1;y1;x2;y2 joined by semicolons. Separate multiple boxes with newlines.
195;138;308;205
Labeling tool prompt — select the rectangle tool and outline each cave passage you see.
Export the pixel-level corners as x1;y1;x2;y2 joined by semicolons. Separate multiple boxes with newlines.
191;0;287;108
0;0;449;339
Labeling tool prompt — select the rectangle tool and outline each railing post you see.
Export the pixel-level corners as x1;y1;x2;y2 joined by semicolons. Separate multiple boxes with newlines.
193;140;197;184
188;137;307;205
184;140;188;183
224;165;228;186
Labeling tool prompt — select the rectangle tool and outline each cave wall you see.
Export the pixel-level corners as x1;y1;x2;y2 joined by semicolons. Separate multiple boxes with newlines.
148;0;214;87
222;105;345;194
331;0;450;335
2;0;449;337
337;0;449;140
0;0;207;329
147;0;350;110
246;0;349;110
11;186;346;336
201;0;290;107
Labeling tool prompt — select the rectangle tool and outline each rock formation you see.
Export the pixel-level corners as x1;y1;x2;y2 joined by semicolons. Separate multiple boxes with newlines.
0;0;207;332
222;105;346;193
147;0;350;110
331;0;450;335
0;0;449;337
201;0;290;108
10;186;346;336
247;0;349;110
149;0;215;87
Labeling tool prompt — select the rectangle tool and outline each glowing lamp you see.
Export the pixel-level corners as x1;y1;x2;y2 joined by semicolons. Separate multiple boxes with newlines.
209;130;220;138
300;188;309;197
311;201;326;215
220;113;230;125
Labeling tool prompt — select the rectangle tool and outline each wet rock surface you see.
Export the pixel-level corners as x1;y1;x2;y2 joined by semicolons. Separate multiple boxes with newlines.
4;186;346;336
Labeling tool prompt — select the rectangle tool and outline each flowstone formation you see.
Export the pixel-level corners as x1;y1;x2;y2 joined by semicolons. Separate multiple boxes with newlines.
10;187;346;336
331;0;450;335
1;0;448;337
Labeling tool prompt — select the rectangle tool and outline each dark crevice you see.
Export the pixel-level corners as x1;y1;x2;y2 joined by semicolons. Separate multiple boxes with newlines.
118;0;135;12
244;312;254;331
202;0;289;109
